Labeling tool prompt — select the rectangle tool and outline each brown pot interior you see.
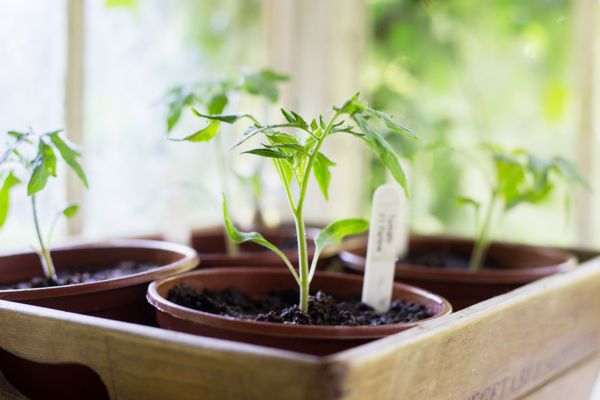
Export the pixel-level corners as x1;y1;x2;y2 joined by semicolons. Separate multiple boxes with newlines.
341;235;575;282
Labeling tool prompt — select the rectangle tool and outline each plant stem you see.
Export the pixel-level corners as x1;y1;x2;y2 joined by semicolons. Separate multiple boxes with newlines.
215;132;239;256
292;111;341;313
294;210;310;312
31;196;57;281
469;192;498;272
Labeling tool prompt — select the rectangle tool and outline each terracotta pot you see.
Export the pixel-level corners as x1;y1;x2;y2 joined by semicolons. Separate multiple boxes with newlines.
0;240;199;324
189;225;320;268
147;268;452;355
340;235;576;310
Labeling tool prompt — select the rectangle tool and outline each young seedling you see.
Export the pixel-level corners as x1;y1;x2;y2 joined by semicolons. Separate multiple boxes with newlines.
0;129;87;282
458;145;588;272
165;68;289;253
196;92;417;313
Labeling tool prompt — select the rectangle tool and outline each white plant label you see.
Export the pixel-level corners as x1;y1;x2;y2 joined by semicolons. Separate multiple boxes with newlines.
362;184;403;313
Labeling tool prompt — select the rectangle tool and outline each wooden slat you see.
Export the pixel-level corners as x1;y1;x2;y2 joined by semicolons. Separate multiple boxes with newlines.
2;257;600;399
520;355;600;400
325;256;600;399
0;302;328;400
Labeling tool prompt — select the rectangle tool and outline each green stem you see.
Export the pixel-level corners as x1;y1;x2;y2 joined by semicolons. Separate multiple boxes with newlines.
32;196;57;280
293;111;341;313
215;132;239;256
469;192;498;272
294;210;310;312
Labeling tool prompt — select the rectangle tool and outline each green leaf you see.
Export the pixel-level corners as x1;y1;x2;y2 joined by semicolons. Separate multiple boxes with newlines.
337;92;362;114
551;156;590;190
27;140;57;196
290;111;308;129
309;218;369;281
0;172;21;228
61;203;79;218
242;148;291;159
456;196;481;210
166;92;195;132
191;109;255;124
173;121;220;143
315;218;369;253
231;124;271;149
7;131;26;139
353;115;409;196
222;196;298;283
207;93;228;115
49;132;89;188
280;108;295;123
313;152;336;200
368;109;417;138
241;69;289;103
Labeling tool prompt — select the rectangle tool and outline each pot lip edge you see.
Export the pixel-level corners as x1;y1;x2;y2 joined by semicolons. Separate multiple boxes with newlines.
0;239;199;298
146;267;453;339
339;236;578;282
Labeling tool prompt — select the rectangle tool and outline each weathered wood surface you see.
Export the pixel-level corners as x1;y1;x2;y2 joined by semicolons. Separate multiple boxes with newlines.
521;355;600;400
0;302;326;400
327;256;600;400
1;256;600;399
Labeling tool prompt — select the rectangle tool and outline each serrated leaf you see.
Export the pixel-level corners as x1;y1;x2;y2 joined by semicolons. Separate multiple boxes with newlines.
230;124;266;149
49;132;89;188
369;109;417;138
27;140;57;195
0;171;20;228
353;115;409;196
338;92;362;114
319;115;326;129
222;195;298;282
290;111;308;129
313;152;336;200
281;108;295;123
191;110;254;124
242;148;291;159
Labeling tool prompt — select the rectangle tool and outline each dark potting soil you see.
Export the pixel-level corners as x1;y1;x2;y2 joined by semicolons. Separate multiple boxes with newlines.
0;261;158;290
167;284;433;326
401;252;498;270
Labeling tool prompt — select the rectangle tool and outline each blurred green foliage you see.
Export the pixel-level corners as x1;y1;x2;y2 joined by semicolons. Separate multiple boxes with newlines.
364;0;574;239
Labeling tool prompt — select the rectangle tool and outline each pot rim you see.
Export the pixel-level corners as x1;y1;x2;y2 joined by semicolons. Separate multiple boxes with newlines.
339;235;577;284
0;240;199;300
147;267;452;340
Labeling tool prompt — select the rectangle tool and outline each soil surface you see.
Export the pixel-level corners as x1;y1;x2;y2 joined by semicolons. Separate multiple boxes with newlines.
168;284;433;326
1;261;158;290
402;252;497;270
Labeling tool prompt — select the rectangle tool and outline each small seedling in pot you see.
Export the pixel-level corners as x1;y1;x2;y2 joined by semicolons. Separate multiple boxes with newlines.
196;92;417;312
0;129;87;283
165;68;289;253
458;145;588;272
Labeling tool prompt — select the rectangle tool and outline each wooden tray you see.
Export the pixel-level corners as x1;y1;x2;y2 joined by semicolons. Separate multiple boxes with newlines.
1;250;600;399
